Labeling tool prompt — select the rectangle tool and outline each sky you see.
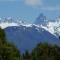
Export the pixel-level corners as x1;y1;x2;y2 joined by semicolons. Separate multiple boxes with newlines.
0;0;60;23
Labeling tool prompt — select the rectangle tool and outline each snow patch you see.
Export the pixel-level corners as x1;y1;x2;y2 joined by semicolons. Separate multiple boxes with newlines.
0;22;19;29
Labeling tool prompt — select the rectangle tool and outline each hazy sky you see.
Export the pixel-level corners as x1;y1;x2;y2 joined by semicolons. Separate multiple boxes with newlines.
0;0;60;23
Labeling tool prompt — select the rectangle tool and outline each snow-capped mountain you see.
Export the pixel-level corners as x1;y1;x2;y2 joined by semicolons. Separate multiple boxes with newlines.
0;18;60;53
4;25;60;53
42;19;60;37
0;22;19;29
34;13;60;37
0;18;28;29
35;13;47;25
0;17;60;37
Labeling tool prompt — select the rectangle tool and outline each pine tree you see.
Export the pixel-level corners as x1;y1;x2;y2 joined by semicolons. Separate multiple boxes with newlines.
0;28;21;60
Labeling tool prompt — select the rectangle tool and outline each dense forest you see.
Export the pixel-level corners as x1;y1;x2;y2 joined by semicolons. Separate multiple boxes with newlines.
0;28;21;60
0;28;60;60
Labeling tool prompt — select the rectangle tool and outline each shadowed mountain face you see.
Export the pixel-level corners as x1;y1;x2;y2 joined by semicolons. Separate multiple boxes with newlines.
4;25;60;53
34;13;47;25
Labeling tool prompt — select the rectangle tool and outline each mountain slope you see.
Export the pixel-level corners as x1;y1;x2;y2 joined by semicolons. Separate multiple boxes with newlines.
42;19;60;36
34;13;47;25
34;13;60;37
4;25;60;53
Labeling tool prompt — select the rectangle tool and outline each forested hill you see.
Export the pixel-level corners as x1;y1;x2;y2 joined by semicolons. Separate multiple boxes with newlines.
0;28;21;60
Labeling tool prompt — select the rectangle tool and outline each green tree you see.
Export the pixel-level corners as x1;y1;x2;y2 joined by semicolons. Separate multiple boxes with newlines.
31;43;60;60
23;50;31;60
0;28;21;60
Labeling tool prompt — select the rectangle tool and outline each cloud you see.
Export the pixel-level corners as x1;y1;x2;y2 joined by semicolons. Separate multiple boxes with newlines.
24;0;42;6
24;0;60;11
1;0;60;11
41;6;60;11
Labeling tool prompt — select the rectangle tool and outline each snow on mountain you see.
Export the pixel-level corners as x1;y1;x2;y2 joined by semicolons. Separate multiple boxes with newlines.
34;13;60;36
0;18;29;29
0;22;19;29
0;22;34;29
42;19;60;36
0;17;60;37
0;17;41;29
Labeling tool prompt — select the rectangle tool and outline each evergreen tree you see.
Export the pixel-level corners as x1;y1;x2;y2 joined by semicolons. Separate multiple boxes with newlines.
23;50;31;60
0;28;21;60
31;43;60;60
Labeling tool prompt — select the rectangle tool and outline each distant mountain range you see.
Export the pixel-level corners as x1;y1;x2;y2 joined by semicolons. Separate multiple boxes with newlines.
34;13;60;36
0;15;60;37
4;25;60;53
0;15;60;53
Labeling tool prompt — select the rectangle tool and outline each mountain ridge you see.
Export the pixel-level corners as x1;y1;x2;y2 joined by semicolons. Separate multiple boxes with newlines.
4;25;60;53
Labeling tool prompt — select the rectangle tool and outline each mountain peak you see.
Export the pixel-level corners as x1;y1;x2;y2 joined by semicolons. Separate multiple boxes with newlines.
0;17;60;37
34;13;47;25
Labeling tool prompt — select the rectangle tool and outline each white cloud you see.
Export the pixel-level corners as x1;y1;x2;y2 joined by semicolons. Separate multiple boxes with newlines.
0;0;60;11
41;6;60;11
24;0;60;11
24;0;42;6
